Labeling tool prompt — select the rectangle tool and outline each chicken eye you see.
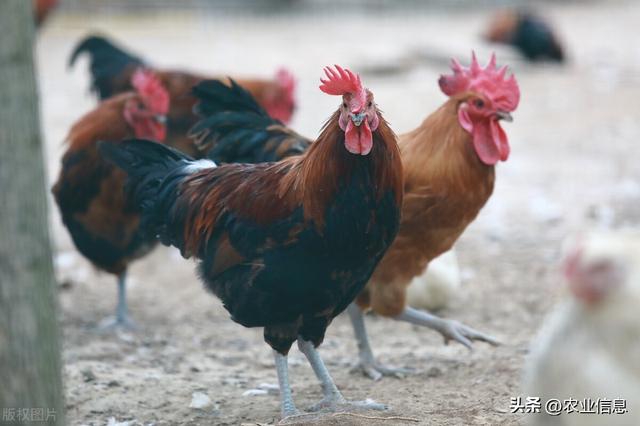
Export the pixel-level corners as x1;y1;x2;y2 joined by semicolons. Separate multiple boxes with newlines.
367;101;373;108
342;102;348;108
474;99;485;109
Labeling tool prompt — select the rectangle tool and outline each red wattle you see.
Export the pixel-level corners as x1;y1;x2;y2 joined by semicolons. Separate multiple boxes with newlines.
469;119;509;166
344;120;373;155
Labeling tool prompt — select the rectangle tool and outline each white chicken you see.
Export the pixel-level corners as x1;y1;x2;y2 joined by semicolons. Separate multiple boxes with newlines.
524;229;640;426
405;249;461;311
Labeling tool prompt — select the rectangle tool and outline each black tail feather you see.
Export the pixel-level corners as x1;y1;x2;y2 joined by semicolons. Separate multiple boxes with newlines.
69;34;145;99
192;79;268;119
190;79;311;163
99;139;197;249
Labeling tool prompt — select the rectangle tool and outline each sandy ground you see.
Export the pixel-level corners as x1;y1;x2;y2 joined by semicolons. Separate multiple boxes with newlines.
37;2;640;425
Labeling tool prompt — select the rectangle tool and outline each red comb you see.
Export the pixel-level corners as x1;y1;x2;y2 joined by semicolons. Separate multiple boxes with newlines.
439;52;520;112
319;65;366;112
131;68;170;115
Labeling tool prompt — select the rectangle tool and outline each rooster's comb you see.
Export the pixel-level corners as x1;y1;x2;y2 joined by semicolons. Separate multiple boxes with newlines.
439;52;520;112
319;65;366;112
131;68;170;115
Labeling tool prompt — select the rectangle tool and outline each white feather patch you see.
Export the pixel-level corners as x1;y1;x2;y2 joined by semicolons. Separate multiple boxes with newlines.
184;159;217;173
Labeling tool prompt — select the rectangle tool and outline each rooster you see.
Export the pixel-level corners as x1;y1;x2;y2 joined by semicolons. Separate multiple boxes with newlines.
69;34;296;158
524;230;640;425
484;9;565;62
189;53;518;380
51;69;169;329
100;66;403;418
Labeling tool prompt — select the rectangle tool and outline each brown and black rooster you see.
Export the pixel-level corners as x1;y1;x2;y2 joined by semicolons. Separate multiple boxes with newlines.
100;66;403;418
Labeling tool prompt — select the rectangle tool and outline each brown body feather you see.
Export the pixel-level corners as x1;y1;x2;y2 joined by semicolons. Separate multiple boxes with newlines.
355;94;495;316
180;110;402;259
52;93;155;275
93;68;291;158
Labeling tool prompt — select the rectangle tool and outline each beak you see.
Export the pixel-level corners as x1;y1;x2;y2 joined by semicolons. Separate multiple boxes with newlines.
495;111;513;122
155;115;167;124
350;112;366;127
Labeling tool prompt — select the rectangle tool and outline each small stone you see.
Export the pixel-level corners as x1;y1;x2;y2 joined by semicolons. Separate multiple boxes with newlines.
426;366;443;378
189;392;212;409
81;368;96;382
107;380;120;387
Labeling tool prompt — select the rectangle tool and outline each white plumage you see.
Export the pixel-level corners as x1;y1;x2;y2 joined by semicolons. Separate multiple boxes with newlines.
524;229;640;426
405;249;461;311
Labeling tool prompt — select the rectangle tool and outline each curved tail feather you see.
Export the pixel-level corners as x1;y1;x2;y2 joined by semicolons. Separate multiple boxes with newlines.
69;34;145;99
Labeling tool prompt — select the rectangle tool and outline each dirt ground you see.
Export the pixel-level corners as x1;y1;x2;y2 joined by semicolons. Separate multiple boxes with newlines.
38;2;640;425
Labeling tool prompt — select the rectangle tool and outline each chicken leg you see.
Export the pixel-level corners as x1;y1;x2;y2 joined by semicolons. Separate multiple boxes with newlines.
273;351;300;418
348;303;499;380
347;303;412;381
297;337;387;412
97;271;137;331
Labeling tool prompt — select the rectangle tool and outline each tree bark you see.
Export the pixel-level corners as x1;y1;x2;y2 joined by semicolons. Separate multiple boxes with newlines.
0;1;65;425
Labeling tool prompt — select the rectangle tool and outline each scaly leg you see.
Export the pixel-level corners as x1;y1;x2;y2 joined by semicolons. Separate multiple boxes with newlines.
297;337;387;412
347;303;412;381
394;306;499;349
98;271;137;331
273;350;300;418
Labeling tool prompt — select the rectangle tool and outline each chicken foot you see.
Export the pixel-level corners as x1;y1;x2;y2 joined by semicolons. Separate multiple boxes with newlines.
394;306;499;349
348;303;499;380
297;337;388;412
97;271;137;331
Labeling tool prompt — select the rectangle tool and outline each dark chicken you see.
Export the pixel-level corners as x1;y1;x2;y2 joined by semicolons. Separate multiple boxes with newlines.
52;69;169;329
69;35;296;157
100;66;403;417
192;53;519;380
484;9;565;62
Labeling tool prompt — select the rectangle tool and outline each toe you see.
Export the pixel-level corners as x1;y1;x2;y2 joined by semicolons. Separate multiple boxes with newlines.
463;327;501;346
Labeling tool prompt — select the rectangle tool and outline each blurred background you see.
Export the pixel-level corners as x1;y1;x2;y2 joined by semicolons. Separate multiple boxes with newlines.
34;0;640;424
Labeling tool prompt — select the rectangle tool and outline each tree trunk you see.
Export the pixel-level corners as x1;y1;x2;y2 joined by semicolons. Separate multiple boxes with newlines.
0;1;65;425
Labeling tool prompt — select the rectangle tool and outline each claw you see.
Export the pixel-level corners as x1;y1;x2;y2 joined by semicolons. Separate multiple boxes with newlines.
96;315;138;333
438;319;500;350
396;307;499;350
351;361;413;381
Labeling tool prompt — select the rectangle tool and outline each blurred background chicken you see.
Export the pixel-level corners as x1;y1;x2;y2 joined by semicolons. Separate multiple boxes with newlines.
405;249;461;312
524;229;640;425
69;34;296;158
51;69;169;329
484;9;565;63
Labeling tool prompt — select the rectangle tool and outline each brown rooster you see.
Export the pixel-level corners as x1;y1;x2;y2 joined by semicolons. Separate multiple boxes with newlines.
69;35;296;157
52;69;169;329
100;66;403;418
349;53;520;379
192;53;520;380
